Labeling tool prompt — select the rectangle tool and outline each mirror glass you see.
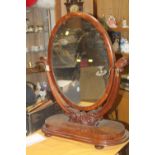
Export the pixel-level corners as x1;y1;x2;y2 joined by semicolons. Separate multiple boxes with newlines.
51;17;110;107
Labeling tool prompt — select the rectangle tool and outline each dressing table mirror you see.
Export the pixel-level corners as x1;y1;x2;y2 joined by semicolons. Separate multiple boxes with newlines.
40;12;128;149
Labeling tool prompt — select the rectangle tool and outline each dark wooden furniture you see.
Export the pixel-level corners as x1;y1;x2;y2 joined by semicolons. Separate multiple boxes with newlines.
41;12;128;149
26;100;62;135
64;0;84;13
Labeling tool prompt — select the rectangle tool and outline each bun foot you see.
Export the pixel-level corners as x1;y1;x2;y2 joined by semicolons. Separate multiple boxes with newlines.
45;133;52;137
95;145;104;149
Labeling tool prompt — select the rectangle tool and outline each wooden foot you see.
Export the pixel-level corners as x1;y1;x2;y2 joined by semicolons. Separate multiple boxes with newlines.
95;145;104;149
45;133;52;137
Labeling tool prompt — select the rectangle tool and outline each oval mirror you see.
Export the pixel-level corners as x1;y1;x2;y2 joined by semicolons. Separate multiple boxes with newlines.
48;13;115;111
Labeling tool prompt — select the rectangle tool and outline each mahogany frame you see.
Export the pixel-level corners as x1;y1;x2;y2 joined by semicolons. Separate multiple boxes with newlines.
47;12;116;112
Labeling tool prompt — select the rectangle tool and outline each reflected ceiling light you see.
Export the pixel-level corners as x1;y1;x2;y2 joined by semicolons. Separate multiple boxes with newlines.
65;31;69;36
76;58;81;62
88;59;93;63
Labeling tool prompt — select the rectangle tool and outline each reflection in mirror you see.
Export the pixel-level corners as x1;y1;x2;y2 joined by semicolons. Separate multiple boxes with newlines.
51;17;110;107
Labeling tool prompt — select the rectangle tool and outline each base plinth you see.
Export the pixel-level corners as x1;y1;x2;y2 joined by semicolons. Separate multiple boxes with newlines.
42;114;128;148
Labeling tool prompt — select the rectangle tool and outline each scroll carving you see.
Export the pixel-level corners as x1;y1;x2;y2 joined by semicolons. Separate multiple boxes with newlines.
67;107;100;126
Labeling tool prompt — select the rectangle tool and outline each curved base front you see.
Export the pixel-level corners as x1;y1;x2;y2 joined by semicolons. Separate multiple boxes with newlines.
42;114;128;148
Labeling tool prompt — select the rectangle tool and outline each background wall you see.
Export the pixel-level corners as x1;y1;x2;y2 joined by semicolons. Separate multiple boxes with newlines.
55;0;129;25
97;0;129;24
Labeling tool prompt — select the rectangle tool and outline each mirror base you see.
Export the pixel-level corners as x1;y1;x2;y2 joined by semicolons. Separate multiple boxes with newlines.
42;114;128;148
